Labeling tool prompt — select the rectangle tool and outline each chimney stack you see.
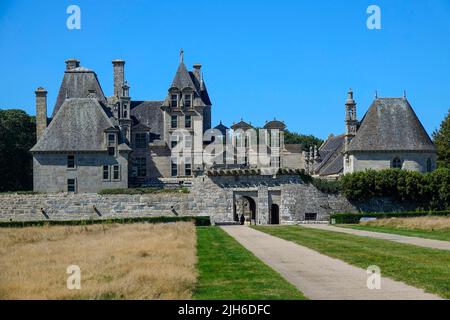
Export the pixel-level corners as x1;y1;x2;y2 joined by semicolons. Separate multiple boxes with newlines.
65;59;80;71
112;59;125;97
35;87;48;141
193;64;202;82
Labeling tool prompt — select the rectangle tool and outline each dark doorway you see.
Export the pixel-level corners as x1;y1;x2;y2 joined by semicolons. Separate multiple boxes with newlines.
270;204;280;224
305;213;317;221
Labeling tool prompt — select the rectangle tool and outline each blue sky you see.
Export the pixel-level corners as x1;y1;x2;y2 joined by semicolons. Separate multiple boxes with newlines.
1;0;449;139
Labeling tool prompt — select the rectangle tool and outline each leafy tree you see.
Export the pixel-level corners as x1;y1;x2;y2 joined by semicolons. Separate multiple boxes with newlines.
433;109;450;168
0;109;36;192
284;130;323;151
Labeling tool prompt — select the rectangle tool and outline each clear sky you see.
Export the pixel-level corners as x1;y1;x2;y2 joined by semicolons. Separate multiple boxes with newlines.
1;0;449;139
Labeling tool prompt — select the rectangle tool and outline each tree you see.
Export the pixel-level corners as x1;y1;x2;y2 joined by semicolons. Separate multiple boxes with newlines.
433;109;450;168
0;109;36;192
284;130;323;151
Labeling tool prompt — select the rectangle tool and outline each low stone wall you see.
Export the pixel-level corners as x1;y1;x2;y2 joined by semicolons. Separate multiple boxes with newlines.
0;174;414;224
0;192;211;222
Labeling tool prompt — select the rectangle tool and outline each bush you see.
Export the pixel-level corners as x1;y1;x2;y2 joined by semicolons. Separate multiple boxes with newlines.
340;168;450;210
311;178;341;194
0;215;211;228
99;187;189;195
330;211;450;224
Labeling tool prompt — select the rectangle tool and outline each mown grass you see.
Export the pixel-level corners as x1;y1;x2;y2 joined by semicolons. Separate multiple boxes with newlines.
194;227;305;300
341;224;450;242
254;225;450;299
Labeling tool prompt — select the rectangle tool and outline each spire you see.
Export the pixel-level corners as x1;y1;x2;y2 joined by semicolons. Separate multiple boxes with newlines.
200;72;205;91
403;90;407;99
180;48;184;63
375;90;378;99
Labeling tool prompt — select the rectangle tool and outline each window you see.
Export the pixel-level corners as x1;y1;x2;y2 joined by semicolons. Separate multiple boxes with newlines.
136;157;146;177
392;157;402;169
185;163;192;176
171;94;178;108
135;133;147;149
108;147;115;156
305;213;317;221
171;115;178;129
113;165;120;180
171;137;178;149
171;161;177;177
103;165;109;180
67;155;75;168
67;179;76;193
185;115;192;128
108;134;116;144
184;94;192;108
427;158;432;172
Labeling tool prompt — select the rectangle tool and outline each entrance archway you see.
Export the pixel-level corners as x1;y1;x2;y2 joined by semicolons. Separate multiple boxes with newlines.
270;204;280;224
235;195;257;225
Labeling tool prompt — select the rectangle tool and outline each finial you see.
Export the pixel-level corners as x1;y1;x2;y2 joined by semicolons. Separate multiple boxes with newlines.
403;90;407;98
375;90;378;99
180;48;184;63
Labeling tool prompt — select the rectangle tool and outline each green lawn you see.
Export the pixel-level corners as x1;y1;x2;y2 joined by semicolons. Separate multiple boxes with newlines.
254;225;450;299
193;227;305;300
339;224;450;242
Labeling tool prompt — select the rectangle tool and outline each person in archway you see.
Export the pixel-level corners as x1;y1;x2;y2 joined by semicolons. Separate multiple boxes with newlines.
240;213;245;225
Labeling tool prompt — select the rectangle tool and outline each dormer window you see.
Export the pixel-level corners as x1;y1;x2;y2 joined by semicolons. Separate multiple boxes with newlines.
171;94;178;108
184;94;192;108
171;115;178;129
107;133;116;156
185;115;192;128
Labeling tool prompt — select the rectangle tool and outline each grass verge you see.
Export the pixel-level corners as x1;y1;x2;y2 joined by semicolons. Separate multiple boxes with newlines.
194;227;305;300
254;225;450;299
340;224;450;242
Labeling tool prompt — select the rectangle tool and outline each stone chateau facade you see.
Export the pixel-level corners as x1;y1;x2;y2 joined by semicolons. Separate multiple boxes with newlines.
23;52;437;224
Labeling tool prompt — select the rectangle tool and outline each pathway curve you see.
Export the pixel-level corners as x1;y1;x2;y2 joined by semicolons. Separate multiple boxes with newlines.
221;226;442;300
300;224;450;251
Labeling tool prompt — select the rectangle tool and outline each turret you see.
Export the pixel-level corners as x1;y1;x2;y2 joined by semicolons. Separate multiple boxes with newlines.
345;88;358;151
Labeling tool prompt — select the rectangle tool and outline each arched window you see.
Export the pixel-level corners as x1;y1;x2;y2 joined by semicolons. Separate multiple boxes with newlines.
392;157;402;169
427;158;432;172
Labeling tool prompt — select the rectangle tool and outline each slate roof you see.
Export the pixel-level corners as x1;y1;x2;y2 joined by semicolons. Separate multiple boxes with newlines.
347;98;436;152
316;134;345;176
231;120;253;130
168;62;212;106
264;119;286;130
31;98;117;152
284;144;303;153
130;101;164;141
214;121;229;135
52;67;107;118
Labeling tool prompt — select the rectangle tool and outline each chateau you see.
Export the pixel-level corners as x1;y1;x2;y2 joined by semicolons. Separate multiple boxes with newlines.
30;53;436;194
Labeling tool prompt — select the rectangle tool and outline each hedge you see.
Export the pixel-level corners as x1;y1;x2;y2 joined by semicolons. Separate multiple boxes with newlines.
330;211;450;224
0;215;211;228
340;168;450;210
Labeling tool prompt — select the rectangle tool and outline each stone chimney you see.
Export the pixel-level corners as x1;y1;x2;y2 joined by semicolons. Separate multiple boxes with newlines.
35;87;48;140
193;64;201;82
112;59;125;97
65;59;80;71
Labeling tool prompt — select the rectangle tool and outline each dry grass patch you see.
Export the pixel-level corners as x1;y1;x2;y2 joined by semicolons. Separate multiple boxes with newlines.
0;222;197;299
361;216;450;231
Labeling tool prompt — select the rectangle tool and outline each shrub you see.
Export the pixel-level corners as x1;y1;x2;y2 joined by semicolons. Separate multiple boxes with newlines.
311;177;341;194
0;215;211;228
340;168;450;210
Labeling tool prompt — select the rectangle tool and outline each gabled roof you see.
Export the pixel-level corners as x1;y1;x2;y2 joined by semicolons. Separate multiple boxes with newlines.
231;119;253;130
52;66;106;118
130;100;164;138
316;134;345;176
170;62;197;90
264;119;286;130
31;98;116;152
348;98;436;152
214;121;229;135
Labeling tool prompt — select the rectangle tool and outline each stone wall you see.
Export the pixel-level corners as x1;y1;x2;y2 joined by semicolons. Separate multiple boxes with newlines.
0;173;413;224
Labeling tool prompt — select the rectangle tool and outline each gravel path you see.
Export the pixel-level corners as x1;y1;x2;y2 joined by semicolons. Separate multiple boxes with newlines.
221;226;442;300
301;224;450;251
